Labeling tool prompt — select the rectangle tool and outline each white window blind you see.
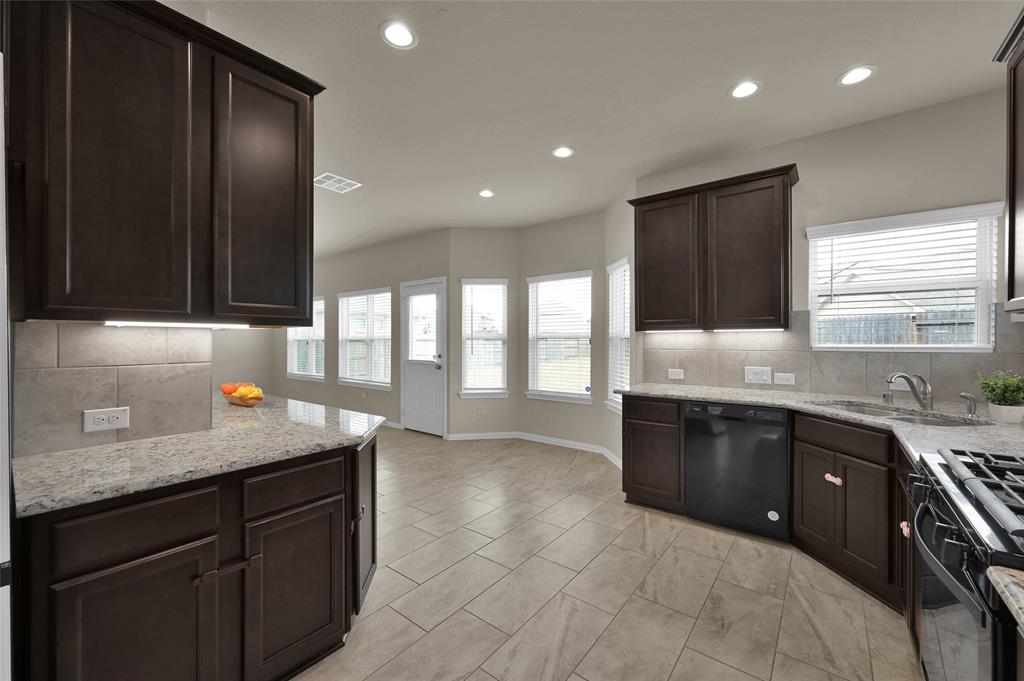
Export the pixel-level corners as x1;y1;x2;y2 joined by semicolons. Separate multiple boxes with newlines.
339;289;392;387
607;258;630;408
461;279;508;395
807;202;1001;351
287;297;325;379
528;271;592;403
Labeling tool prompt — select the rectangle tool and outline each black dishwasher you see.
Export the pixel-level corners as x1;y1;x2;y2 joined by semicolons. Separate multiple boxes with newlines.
683;402;790;542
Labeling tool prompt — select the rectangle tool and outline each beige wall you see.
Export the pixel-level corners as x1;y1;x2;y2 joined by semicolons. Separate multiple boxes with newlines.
212;328;278;394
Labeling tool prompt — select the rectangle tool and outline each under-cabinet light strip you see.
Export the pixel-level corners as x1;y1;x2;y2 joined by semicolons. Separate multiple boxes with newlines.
104;321;250;330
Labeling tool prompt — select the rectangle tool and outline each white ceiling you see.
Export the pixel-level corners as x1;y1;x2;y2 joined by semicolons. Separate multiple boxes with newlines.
183;1;1019;257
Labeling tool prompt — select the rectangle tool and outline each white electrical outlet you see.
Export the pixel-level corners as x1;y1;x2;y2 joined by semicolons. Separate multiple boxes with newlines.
83;406;130;433
774;372;796;386
668;368;685;380
744;366;772;385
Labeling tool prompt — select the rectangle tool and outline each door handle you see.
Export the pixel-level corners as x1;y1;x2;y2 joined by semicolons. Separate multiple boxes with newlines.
433;353;443;370
900;520;911;538
824;473;843;487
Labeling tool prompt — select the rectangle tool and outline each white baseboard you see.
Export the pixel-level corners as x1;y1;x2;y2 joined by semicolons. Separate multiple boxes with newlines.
382;420;404;430
445;431;622;470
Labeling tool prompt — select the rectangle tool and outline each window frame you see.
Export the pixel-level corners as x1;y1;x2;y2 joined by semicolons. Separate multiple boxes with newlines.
337;287;393;391
606;257;631;414
526;269;594;405
286;296;325;382
460;278;510;399
806;202;1002;353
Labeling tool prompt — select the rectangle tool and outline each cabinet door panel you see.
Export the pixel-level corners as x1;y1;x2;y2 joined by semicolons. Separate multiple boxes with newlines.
1009;50;1024;303
706;176;789;329
352;438;377;614
792;441;835;553
213;55;312;323
51;537;218;681
635;192;703;330
835;453;890;588
244;495;346;681
41;1;191;318
623;419;684;512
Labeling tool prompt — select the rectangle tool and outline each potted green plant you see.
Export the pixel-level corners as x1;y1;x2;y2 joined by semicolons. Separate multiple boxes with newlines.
977;370;1024;424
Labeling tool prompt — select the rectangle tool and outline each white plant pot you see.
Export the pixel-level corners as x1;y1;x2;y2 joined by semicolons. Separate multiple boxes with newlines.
989;404;1024;424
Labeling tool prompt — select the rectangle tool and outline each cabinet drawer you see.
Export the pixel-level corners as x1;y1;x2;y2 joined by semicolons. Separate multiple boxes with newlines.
244;456;345;519
624;398;680;424
51;486;219;576
794;414;891;466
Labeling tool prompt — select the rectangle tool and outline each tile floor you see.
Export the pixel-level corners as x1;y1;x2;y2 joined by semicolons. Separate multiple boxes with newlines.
297;428;922;681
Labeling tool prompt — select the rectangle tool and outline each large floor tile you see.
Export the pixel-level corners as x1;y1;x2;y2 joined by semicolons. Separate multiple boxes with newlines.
518;481;579;508
670;648;760;681
584;496;642;530
672;520;736;560
413;498;497;536
365;610;507;681
863;596;922;681
536;493;608;529
354;567;418;621
474;479;543;506
389;528;492;583
378;483;445;513
636;545;723;617
466;556;577;634
379;525;438;566
410;483;488;514
295;607;424;681
562;544;657;614
476;519;566;569
466;500;545;538
482;593;612;681
538;520;622;571
391;555;509;630
467;670;500;681
789;552;863;605
687;580;784;681
718;536;792;599
378;505;431;537
612;511;686;558
576;595;694;681
769;653;833;681
776;582;872;681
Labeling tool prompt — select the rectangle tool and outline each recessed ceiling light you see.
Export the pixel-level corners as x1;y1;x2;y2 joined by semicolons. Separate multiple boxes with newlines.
479;189;495;198
314;172;362;194
730;80;760;98
551;146;575;158
380;20;417;49
837;65;876;86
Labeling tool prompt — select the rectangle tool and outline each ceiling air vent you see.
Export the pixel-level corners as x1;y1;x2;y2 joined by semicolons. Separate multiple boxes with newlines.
314;172;362;194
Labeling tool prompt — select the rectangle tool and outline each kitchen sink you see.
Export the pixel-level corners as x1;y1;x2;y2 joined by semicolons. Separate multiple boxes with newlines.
825;404;904;417
811;400;992;426
888;415;988;427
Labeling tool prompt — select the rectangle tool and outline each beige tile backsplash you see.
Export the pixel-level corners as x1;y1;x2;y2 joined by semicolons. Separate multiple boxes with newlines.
12;322;212;457
642;309;1024;404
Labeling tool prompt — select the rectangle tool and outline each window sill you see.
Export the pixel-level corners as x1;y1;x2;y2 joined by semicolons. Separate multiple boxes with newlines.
811;344;995;353
526;390;593;406
338;378;392;391
605;399;623;415
459;390;510;399
287;373;325;383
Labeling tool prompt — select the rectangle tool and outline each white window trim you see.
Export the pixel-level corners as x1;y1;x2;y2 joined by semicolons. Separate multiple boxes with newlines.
286;296;325;380
527;269;594;405
460;277;509;395
526;390;593;405
337;377;392;391
606;257;630;414
338;287;392;386
806;202;1002;353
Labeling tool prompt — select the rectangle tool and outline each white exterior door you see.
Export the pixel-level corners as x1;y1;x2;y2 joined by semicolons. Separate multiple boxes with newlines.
401;278;446;436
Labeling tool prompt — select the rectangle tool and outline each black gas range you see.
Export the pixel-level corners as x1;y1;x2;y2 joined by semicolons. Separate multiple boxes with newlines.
912;448;1024;681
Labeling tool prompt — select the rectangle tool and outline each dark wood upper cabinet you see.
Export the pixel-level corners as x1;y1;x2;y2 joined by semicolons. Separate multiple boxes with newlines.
997;12;1024;312
8;1;324;325
634;192;703;330
630;165;797;331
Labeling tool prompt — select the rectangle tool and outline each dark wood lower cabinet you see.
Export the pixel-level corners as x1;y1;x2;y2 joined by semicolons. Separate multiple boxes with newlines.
17;440;377;681
244;496;347;681
623;417;684;513
792;441;836;555
835;453;890;588
52;536;219;681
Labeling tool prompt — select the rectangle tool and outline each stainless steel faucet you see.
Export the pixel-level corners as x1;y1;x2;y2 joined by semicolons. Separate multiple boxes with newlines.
886;372;934;411
959;392;978;419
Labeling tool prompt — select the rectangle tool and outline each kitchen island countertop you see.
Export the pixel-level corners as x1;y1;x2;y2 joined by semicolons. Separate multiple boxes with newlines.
13;394;385;517
617;383;1024;462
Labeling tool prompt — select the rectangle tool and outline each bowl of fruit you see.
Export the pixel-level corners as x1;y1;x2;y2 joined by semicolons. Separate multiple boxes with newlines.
220;382;264;407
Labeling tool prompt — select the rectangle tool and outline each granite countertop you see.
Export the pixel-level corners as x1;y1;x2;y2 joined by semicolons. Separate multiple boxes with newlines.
989;567;1024;629
13;395;386;517
617;383;1024;461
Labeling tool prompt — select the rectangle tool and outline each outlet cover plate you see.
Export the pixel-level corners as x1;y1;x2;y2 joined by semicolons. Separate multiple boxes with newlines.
774;372;796;385
744;366;772;385
83;406;130;433
668;368;685;380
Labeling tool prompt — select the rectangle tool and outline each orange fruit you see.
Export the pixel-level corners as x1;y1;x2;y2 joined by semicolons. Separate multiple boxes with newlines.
220;383;238;395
